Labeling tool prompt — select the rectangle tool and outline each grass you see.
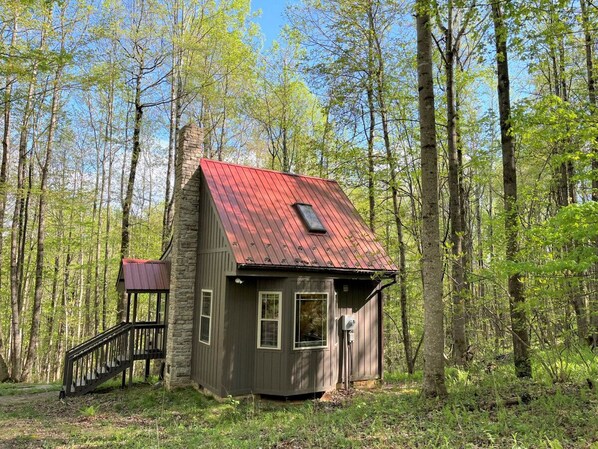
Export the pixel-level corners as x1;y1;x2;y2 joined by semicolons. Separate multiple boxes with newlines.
0;382;60;397
0;355;596;448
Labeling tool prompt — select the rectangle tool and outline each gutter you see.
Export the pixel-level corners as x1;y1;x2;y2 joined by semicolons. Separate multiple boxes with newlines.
237;263;398;278
366;276;397;302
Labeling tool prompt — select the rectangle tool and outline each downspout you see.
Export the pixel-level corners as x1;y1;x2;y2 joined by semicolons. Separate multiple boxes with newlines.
365;276;397;302
372;277;397;381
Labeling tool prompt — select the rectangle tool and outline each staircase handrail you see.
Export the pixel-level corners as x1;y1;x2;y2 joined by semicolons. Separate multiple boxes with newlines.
65;322;131;358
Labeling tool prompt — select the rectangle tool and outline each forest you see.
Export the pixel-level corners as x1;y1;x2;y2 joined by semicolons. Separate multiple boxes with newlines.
0;0;596;404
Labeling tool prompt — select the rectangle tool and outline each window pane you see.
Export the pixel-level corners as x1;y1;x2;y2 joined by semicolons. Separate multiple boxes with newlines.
200;316;210;342
260;321;278;348
295;294;327;348
258;292;281;349
201;292;211;317
261;294;279;319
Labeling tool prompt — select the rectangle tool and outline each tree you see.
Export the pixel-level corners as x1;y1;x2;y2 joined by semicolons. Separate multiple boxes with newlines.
250;38;322;173
580;0;598;348
366;0;415;374
117;0;168;321
416;0;447;397
21;6;67;382
433;0;478;366
287;0;382;226
491;0;531;378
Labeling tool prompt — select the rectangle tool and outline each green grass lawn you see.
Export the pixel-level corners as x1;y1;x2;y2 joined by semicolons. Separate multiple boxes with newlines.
0;361;597;448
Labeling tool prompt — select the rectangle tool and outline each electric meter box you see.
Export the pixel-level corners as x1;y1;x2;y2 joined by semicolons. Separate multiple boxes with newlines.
340;315;356;331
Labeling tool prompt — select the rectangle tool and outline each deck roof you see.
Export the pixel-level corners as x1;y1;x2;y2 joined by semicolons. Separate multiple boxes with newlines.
117;259;170;292
200;159;397;275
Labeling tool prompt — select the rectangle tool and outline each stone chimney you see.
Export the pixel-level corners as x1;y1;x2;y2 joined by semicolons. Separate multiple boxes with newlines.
165;123;202;389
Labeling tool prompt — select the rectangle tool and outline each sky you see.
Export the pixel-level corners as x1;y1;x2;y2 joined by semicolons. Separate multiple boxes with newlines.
250;0;291;46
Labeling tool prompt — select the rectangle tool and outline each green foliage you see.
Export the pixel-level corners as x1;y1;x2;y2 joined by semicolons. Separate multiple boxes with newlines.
2;370;597;448
522;202;598;275
80;404;98;417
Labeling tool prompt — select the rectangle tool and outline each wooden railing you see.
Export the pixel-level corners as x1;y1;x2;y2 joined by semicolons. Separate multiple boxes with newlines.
131;322;166;359
60;322;165;398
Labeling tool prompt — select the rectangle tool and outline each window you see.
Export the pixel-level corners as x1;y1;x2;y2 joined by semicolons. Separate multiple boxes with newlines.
257;291;281;349
294;203;326;233
294;293;328;349
199;290;212;344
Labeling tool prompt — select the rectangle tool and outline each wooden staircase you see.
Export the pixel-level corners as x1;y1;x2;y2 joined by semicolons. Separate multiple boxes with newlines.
60;322;165;398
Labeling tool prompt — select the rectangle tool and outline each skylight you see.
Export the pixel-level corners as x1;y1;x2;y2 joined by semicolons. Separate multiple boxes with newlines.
294;203;326;233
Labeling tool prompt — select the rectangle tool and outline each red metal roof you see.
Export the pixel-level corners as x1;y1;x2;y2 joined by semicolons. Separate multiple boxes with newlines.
117;259;170;292
200;159;397;274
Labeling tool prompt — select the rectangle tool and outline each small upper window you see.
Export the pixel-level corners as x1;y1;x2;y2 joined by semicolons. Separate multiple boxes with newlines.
199;290;212;345
294;203;326;233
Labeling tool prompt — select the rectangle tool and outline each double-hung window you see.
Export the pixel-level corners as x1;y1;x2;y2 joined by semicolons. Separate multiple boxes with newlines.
257;291;281;349
294;293;328;349
199;289;212;344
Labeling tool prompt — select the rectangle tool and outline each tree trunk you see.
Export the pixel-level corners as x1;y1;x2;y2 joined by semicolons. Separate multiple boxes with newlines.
162;75;177;251
93;143;105;335
9;25;43;381
416;0;447;397
368;3;414;374
163;1;181;251
120;56;144;322
84;98;101;338
444;2;467;366
491;0;531;378
0;16;18;280
44;256;60;382
366;24;376;231
549;19;588;345
0;15;18;291
102;64;116;331
580;0;598;348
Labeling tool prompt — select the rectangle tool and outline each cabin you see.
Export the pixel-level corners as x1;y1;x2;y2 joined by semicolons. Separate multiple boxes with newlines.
60;124;396;399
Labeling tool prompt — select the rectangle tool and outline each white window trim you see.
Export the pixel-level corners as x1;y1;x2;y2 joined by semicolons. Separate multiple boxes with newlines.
199;289;212;345
293;292;329;350
257;291;282;350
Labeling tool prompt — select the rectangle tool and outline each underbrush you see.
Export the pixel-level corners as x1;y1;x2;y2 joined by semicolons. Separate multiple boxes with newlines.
0;350;596;448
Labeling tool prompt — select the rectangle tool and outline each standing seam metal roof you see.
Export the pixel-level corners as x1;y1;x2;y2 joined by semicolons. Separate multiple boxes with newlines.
200;159;397;274
117;259;170;292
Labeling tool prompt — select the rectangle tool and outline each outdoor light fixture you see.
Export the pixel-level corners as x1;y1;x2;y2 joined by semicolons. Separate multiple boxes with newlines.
235;278;244;284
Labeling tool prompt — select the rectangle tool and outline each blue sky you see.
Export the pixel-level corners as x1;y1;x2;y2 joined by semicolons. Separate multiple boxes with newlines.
250;0;291;46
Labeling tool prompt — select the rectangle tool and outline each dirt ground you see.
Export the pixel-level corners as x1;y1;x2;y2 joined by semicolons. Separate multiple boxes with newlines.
0;386;150;449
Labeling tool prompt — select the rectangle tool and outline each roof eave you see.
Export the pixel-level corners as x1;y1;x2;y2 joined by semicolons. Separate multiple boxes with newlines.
236;263;397;278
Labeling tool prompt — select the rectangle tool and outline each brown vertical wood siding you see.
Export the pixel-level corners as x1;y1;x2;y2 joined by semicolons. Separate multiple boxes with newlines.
336;280;380;381
221;278;257;395
251;276;338;396
191;176;236;396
